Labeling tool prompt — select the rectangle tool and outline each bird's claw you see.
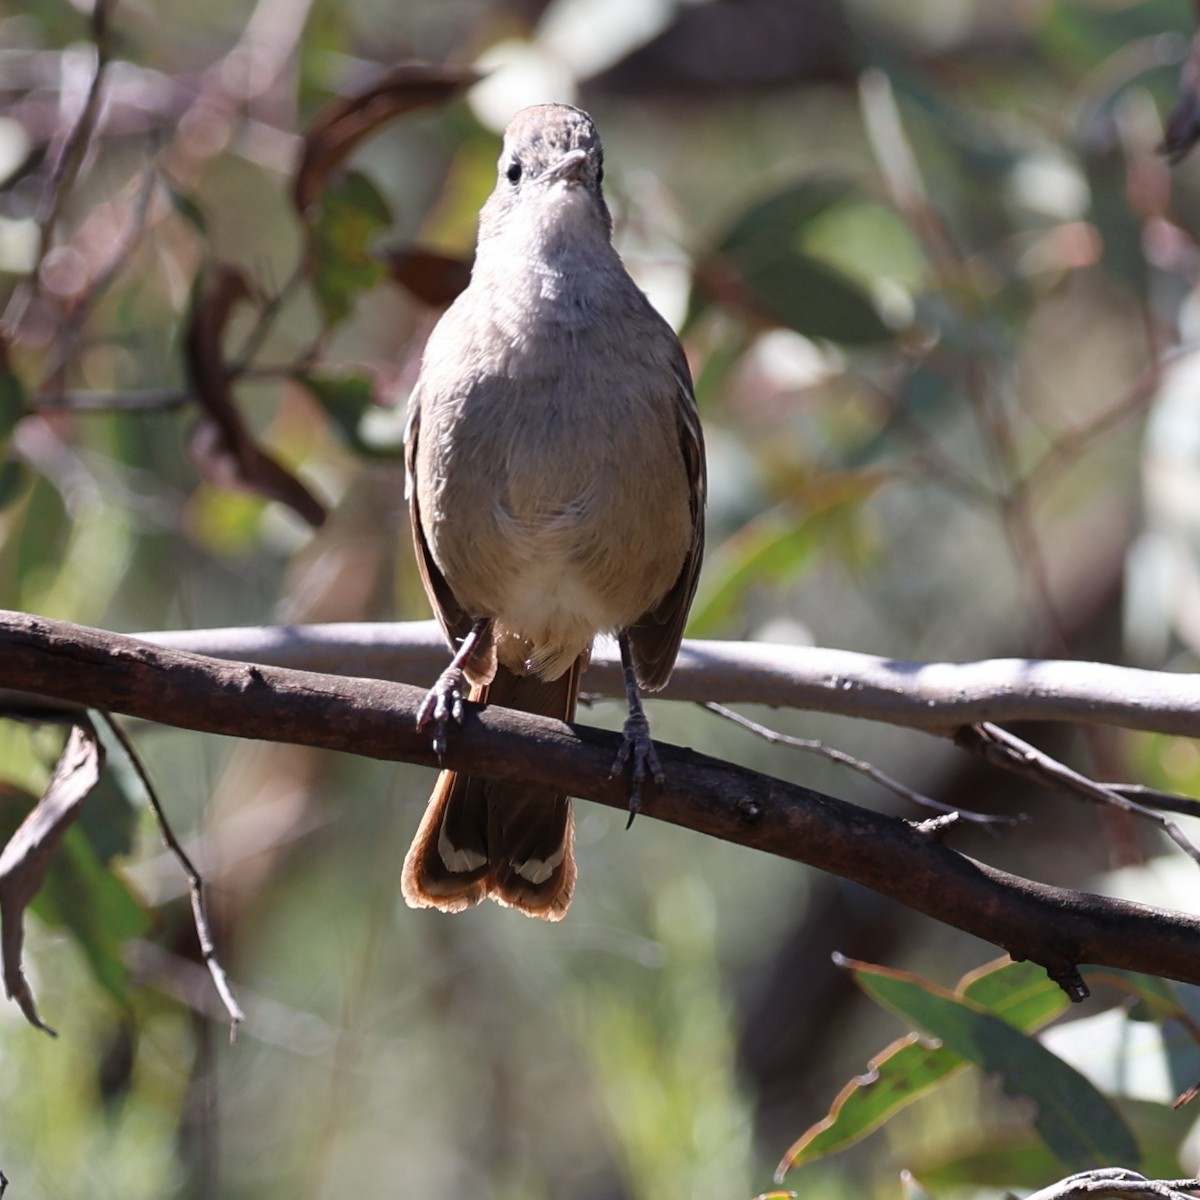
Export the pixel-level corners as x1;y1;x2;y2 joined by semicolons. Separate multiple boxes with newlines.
609;710;664;827
417;667;467;760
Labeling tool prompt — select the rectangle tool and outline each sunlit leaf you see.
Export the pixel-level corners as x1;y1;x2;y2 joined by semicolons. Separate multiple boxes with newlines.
691;470;890;635
913;1099;1194;1191
776;959;1069;1176
307;171;392;326
850;958;1140;1169
900;1168;935;1200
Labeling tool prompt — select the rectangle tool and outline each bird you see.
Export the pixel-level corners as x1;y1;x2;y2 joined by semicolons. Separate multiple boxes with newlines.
401;103;705;920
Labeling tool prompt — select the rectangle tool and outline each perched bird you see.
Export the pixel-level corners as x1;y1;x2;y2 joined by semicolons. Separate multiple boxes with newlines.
401;104;705;920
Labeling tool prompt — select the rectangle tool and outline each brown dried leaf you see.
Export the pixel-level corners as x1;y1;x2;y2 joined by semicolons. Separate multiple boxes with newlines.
0;720;104;1033
379;246;472;308
292;62;479;216
185;265;327;527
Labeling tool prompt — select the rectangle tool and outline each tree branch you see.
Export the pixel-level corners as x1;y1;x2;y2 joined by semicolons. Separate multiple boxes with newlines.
2;609;1200;993
5;618;1198;737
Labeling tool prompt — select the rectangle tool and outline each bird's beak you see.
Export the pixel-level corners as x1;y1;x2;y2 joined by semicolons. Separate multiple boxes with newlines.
541;148;589;184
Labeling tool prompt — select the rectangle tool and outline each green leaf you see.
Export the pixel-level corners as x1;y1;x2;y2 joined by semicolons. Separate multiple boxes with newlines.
690;471;889;636
959;958;1071;1024
0;457;26;510
307;170;392;325
743;250;893;345
913;1099;1194;1192
719;179;855;251
777;959;1069;1175
298;370;405;457
32;825;149;1009
852;960;1140;1170
696;178;894;345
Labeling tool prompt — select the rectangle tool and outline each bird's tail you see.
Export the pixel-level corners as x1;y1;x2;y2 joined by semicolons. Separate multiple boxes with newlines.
401;655;583;920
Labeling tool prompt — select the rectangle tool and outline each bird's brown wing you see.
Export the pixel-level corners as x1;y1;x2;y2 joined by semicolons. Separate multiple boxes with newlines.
627;356;706;692
404;392;474;646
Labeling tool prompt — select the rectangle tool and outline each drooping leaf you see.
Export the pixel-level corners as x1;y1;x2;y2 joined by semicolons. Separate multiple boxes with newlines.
776;958;1069;1176
292;62;478;215
849;958;1140;1170
913;1099;1195;1192
0;720;103;1033
306;171;392;326
379;245;472;308
693;178;893;345
185;264;327;527
689;469;890;635
32;824;148;1010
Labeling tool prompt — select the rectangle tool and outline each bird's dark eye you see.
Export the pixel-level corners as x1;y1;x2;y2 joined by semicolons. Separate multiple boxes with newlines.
506;159;522;184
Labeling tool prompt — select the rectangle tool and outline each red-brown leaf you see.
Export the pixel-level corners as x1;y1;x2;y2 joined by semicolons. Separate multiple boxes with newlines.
292;62;479;216
185;265;327;527
379;246;472;308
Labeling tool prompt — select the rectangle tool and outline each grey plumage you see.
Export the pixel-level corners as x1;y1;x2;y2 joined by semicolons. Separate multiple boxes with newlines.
402;103;705;919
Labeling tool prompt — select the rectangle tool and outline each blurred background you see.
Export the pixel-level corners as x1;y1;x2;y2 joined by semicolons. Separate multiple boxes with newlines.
1;0;1200;1196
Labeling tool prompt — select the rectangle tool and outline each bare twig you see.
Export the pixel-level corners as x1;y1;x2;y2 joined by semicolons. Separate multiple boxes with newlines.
701;700;1021;828
32;388;193;413
37;155;163;390
2;0;115;335
1102;782;1200;819
8;622;1200;737
956;722;1200;866
98;713;245;1039
1021;1168;1200;1200
3;610;1200;993
228;260;308;374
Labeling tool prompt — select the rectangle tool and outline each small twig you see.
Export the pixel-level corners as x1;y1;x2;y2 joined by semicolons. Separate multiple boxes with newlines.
957;722;1200;867
38;156;162;390
1023;348;1186;495
98;713;245;1040
1101;783;1200;820
2;0;115;335
228;261;308;374
32;387;193;413
702;701;1022;829
1021;1168;1200;1200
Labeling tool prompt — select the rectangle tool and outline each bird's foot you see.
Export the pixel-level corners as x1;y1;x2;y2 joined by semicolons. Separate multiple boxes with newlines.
416;666;468;760
610;709;665;827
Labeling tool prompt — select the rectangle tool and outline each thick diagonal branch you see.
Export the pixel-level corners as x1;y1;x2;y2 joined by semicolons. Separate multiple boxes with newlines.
2;610;1200;991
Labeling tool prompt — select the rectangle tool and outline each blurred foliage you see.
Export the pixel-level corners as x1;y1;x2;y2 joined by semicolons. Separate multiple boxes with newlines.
1;0;1200;1197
